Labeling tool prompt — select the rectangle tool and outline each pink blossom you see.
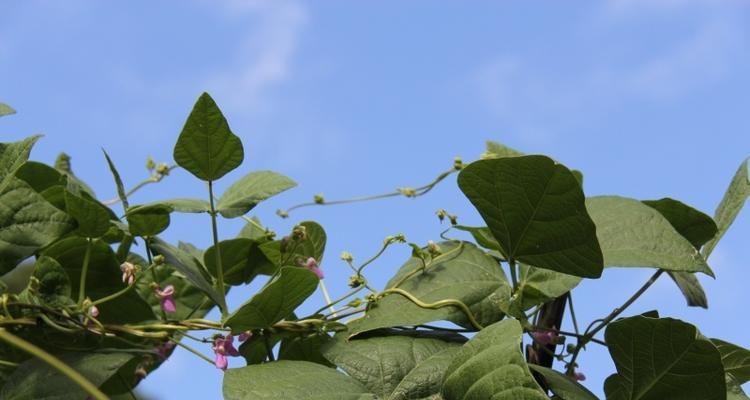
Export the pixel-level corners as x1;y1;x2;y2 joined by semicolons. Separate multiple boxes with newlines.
530;330;558;345
155;285;177;313
302;257;324;279
212;334;240;370
89;305;99;318
574;371;586;381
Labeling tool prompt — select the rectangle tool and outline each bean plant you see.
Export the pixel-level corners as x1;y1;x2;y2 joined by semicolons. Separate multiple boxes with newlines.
0;93;748;400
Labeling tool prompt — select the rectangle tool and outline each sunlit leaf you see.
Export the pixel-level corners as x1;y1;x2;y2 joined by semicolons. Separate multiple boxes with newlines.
0;135;41;194
217;171;297;218
703;158;750;257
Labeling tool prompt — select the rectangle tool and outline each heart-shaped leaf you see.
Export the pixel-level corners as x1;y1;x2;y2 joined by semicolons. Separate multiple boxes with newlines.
604;316;725;400
458;156;603;278
173;92;244;181
126;204;171;237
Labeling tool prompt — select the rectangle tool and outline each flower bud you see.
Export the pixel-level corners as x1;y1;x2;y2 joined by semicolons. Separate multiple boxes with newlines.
398;187;417;198
292;225;307;241
347;298;363;308
146;156;156;171
340;251;354;263
436;209;447;222
348;275;365;288
427;240;441;257
276;209;289;219
156;163;170;176
153;255;165;265
453;156;463;170
313;193;325;204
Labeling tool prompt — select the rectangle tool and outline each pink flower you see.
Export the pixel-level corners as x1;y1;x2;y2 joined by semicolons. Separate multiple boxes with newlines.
212;334;240;370
574;372;586;381
238;331;252;342
530;330;559;345
302;257;324;279
89;305;99;318
155;285;177;313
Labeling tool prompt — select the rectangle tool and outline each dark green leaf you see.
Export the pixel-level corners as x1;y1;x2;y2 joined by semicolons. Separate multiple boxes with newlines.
349;242;510;337
33;256;72;301
727;374;750;400
516;264;582;310
224;267;319;332
442;319;547;400
390;346;462;400
604;316;725;400
668;271;708;308
458;156;603;278
149;237;224;308
204;238;268;285
126;204;171;237
223;360;375;400
64;190;112;238
279;333;334;367
712;338;750;384
587;196;714;276
527;364;598;400
217;171;297;218
703;158;750;258
53;152;97;198
452;225;502;254
643;198;718;249
322;330;462;398
0;352;134;400
173;92;244;181
260;221;327;267
0;178;74;274
0;135;41;194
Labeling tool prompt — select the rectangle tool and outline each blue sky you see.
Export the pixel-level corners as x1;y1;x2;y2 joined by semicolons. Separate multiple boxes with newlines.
2;1;749;398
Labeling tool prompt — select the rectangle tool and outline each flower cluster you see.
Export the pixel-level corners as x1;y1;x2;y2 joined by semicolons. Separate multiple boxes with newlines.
212;333;251;370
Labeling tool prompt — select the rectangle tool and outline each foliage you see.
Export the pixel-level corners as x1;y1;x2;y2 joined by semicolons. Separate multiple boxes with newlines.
0;94;747;400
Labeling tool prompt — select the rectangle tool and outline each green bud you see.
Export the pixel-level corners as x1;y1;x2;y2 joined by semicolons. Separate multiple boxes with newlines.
156;163;170;176
398;187;417;198
340;251;354;263
146;156;156;171
153;254;165;265
453;156;463;170
276;209;289;219
313;193;325;204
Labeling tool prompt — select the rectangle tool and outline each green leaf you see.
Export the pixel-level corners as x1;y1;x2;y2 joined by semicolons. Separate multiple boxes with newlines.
126;204;171;237
0;102;16;117
349;242;510;337
587;196;714;276
667;271;708;308
712;338;750;384
527;365;598;400
442;319;547;400
173;92;244;181
516;264;582;310
483;140;524;158
64;190;112;238
390;346;462;400
322;330;463;398
41;237;154;323
703;158;750;258
148;198;210;213
33;256;72;302
727;374;750;400
237;217;270;240
149;237;224;308
604;316;725;400
0;177;75;274
0;352;135;400
0;135;42;195
204;238;268;285
53;152;97;198
643;198;718;249
223;360;375;400
279;333;334;367
458;156;603;278
102;150;129;210
224;267;319;332
217;171;297;218
452;225;503;254
260;221;327;267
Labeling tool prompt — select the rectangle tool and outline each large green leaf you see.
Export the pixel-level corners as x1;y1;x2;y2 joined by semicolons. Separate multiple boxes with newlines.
32;256;72;304
458;156;603;278
349;242;510;337
712;338;750;384
41;237;154;323
64;190;113;238
703;158;750;257
0;352;134;400
390;346;462;400
149;237;223;308
217;171;297;218
515;264;581;310
604;316;725;400
278;333;334;367
147;198;210;213
204;238;267;285
586;196;714;276
643;198;716;308
173;92;244;181
0;102;15;117
223;360;375;400
442;319;547;400
0;178;74;274
0;135;41;194
527;365;598;400
126;204;171;237
224;267;319;332
322;330;463;398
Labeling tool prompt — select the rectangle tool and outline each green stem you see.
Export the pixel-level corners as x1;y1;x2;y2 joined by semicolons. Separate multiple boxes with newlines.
567;293;580;336
311;285;365;316
0;328;108;400
208;180;228;319
144;239;166;320
77;238;93;305
508;259;518;290
263;331;275;361
102;165;178;206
